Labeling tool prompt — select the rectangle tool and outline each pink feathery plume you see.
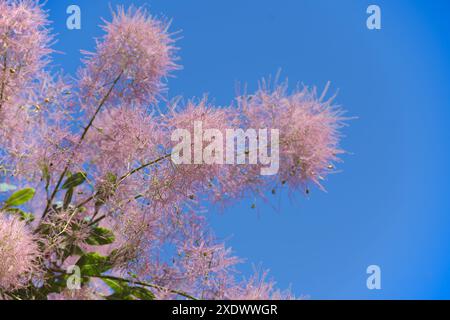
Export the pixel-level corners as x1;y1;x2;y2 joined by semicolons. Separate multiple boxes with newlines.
77;6;179;114
0;213;41;291
0;0;54;174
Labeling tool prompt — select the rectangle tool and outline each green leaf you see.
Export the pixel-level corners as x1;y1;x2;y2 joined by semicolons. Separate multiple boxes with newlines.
103;278;127;293
102;278;155;300
62;172;86;190
61;244;85;261
0;183;16;193
105;292;134;300
130;287;155;300
63;188;74;210
85;227;115;246
76;252;113;276
103;278;133;300
5;188;35;207
71;245;85;256
41;164;50;186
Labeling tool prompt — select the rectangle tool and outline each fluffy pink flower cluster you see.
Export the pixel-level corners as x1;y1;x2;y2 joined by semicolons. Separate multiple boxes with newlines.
78;6;178;112
0;1;346;300
0;214;39;291
0;0;54;173
0;0;52;98
239;80;344;192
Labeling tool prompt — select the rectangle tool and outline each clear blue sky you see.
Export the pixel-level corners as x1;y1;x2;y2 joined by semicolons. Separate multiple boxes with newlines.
44;0;450;299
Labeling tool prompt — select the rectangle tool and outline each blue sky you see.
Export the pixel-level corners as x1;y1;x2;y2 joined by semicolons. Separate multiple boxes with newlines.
44;0;450;299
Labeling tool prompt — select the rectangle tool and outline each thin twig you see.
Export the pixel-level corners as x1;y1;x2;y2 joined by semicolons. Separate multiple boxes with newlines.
74;153;171;211
41;71;123;219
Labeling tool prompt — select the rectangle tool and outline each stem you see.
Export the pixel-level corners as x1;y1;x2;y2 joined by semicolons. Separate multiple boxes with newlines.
78;70;123;143
88;213;105;227
41;71;123;219
47;267;197;300
75;153;171;211
0;51;8;110
117;153;171;185
87;194;142;227
95;274;198;300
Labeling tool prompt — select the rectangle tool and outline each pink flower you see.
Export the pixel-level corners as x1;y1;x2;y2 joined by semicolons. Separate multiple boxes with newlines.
4;73;76;179
0;0;53;107
0;0;54;175
238;79;345;193
0;213;40;291
83;105;164;178
150;99;239;209
224;271;295;300
78;6;178;113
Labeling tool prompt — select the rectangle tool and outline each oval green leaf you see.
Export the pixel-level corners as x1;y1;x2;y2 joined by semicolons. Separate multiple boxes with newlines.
5;188;35;207
85;227;115;246
62;172;86;190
